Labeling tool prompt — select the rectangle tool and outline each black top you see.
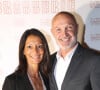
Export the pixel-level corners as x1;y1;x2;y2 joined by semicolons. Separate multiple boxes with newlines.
2;72;50;90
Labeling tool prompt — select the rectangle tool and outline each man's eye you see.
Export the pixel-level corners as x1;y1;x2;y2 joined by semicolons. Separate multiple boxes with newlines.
69;25;72;28
67;25;74;30
56;28;61;32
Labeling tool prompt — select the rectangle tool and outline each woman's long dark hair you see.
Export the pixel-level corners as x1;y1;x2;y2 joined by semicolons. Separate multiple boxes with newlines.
15;28;50;77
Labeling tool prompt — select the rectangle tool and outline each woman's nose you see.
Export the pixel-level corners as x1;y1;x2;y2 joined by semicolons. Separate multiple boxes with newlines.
32;47;38;54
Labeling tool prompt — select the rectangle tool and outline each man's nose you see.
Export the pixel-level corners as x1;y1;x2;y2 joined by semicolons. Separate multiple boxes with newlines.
62;28;68;36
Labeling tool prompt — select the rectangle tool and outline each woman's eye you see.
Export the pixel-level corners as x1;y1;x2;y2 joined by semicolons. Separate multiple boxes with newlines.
27;45;32;48
37;44;44;49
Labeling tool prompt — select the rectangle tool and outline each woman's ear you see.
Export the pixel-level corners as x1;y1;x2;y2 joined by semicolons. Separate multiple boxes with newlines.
23;49;25;55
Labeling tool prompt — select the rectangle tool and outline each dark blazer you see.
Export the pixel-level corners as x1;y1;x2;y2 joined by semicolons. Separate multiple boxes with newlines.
49;43;100;90
2;72;50;90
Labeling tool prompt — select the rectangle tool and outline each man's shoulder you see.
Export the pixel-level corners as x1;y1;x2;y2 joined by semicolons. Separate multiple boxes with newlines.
50;52;57;66
76;43;100;56
50;52;57;59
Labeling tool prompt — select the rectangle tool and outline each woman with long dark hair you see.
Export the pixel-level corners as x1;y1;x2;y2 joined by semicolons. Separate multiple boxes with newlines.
2;28;50;90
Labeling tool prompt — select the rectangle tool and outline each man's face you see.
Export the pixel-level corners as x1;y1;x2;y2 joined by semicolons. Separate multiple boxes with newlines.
51;14;78;51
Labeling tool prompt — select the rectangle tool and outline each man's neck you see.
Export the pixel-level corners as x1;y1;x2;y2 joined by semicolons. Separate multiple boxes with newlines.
59;43;78;58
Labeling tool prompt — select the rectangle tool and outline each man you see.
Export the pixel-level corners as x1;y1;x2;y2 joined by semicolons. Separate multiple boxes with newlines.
49;11;100;90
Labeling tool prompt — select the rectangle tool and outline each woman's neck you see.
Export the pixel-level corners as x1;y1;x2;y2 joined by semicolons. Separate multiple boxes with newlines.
27;64;39;78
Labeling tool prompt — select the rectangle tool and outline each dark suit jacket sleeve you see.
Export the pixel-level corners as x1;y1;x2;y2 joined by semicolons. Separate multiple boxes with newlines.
91;55;100;90
2;76;15;90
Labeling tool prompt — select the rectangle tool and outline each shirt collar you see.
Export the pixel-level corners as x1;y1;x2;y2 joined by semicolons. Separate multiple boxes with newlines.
56;43;78;60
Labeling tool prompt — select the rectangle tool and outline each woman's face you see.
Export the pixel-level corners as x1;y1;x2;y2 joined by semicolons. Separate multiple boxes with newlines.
24;35;44;66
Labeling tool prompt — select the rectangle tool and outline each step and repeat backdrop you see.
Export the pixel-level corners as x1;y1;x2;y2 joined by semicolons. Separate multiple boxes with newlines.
0;0;100;89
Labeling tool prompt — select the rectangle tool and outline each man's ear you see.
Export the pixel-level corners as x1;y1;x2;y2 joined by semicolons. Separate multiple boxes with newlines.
51;28;54;35
76;24;79;34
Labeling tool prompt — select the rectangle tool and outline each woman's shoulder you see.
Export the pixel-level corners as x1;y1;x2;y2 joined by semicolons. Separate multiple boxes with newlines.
2;73;17;89
5;72;26;80
2;72;28;90
5;73;17;80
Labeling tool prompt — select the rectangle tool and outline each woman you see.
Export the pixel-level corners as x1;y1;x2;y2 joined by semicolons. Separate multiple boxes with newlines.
2;28;50;90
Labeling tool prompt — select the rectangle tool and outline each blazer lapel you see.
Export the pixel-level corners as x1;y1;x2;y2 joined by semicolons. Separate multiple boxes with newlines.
23;74;33;90
17;74;33;90
61;44;83;90
53;58;58;89
50;54;58;90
